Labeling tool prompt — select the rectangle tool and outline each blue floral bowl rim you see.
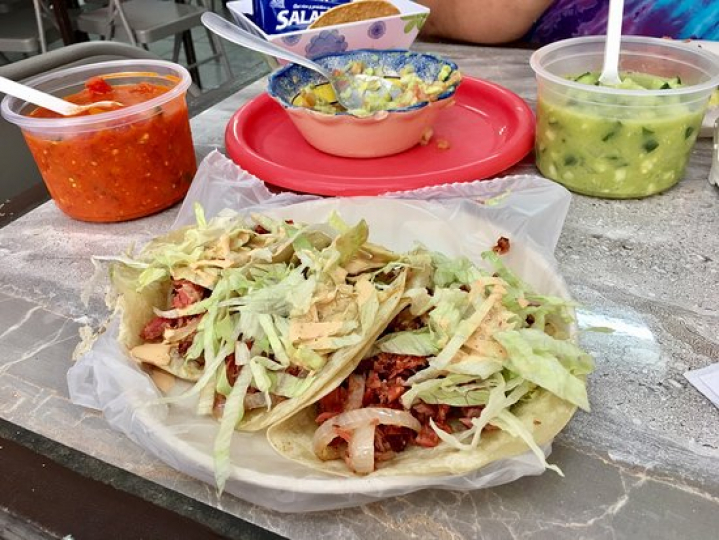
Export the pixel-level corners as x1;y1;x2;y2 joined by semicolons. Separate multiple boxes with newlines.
267;49;461;115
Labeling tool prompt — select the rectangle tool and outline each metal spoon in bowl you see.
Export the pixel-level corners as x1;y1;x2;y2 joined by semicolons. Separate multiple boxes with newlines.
0;75;122;116
201;12;397;111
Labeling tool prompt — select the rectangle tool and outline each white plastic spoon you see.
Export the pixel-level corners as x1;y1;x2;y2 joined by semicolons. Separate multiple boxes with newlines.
0;75;122;116
598;0;625;86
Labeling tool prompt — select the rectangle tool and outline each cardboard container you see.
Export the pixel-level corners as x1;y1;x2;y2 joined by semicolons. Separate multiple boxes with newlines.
226;0;429;59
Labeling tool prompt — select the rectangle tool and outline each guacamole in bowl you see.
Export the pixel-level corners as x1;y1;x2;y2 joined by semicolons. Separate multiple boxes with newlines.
267;49;462;158
536;71;704;198
530;36;719;199
292;61;460;116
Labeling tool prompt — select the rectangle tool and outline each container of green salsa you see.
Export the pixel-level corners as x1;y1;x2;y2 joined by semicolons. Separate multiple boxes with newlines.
530;36;719;198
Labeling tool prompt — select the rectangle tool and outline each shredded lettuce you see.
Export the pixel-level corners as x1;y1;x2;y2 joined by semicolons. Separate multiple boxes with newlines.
427;288;470;347
431;285;505;370
400;373;477;408
151;297;212;319
194;202;207;229
239;266;302;315
274;372;316;398
377;329;439;356
356;277;380;334
197;372;218;415
258;314;290;366
404;287;433;317
249;359;273;394
419;387;492;407
291;344;326;371
236;309;262;344
328;210;350;233
136;267;168;290
185;330;205;360
402;249;434;291
431;251;484;288
491;410;563;476
494;330;591;411
466;380;531;445
400;378;445;409
215;361;233;397
445;356;503;379
304;332;365;351
214;312;238;345
289;274;317;317
516;329;594;375
213;365;253;494
481;250;525;290
335;219;369;266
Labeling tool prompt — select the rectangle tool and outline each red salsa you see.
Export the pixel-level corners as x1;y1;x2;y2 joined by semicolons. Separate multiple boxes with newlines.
24;76;196;222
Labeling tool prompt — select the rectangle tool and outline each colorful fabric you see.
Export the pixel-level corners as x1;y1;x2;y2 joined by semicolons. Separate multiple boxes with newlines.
526;0;719;44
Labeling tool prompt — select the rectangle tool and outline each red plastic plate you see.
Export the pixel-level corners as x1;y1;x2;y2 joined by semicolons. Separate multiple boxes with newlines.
224;76;535;196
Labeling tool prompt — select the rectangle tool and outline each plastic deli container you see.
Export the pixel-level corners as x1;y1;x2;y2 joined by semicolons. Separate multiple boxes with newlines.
530;36;719;199
1;60;196;222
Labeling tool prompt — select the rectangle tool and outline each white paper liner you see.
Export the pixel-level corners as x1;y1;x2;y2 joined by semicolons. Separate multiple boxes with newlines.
68;150;574;512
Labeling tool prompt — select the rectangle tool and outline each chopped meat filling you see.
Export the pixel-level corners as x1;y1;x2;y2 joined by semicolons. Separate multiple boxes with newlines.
139;279;209;342
386;307;424;333
492;236;510;255
171;279;207;309
316;352;490;467
140;316;174;341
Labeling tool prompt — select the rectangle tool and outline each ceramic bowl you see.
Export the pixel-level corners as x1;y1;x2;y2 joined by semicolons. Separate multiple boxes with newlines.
267;49;461;158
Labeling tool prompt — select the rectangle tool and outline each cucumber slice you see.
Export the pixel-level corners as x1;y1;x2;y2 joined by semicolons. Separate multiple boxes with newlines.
602;121;623;142
573;72;599;85
643;139;659;153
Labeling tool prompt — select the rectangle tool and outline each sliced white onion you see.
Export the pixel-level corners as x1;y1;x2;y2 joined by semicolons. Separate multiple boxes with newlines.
348;423;376;474
312;407;421;460
345;374;365;411
162;318;200;343
244;392;269;410
152;303;206;319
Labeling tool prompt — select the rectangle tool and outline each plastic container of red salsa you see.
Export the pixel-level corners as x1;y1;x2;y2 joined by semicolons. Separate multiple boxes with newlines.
1;60;196;222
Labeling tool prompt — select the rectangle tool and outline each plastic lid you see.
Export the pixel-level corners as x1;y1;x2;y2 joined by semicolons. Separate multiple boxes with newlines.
530;35;719;98
1;59;191;131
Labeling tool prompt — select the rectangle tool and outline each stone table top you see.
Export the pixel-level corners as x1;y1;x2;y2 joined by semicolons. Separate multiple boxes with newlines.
1;41;718;539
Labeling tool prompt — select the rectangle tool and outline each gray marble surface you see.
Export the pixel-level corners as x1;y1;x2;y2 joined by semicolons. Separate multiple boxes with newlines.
2;42;719;539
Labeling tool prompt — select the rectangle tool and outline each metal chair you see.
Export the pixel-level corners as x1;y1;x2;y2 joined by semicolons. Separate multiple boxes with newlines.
75;0;233;87
0;0;59;59
0;41;199;211
0;0;24;14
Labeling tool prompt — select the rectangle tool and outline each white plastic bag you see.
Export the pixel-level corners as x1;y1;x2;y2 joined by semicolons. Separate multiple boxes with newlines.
68;151;573;512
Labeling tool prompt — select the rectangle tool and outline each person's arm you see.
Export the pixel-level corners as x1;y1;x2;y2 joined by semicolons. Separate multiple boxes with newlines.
417;0;554;44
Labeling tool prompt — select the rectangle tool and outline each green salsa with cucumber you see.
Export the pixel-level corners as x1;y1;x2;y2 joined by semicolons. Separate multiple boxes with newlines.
536;71;705;198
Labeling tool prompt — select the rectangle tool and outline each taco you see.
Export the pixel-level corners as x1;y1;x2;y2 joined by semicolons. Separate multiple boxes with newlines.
267;239;594;476
308;0;400;29
108;206;407;489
